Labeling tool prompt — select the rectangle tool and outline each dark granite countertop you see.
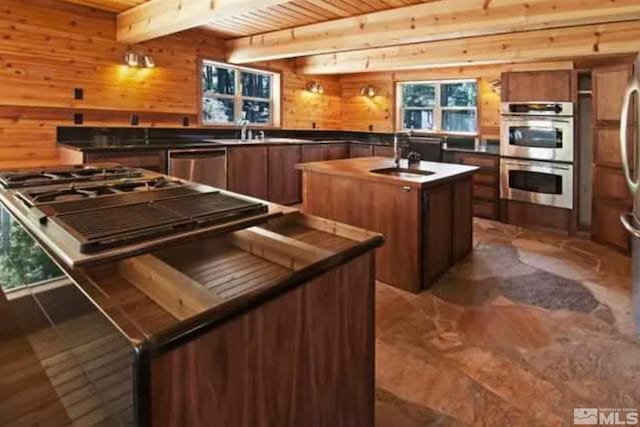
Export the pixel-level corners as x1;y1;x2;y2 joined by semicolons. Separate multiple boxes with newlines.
58;137;393;152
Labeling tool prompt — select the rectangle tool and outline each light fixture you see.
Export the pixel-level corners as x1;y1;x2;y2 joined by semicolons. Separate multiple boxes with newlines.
305;81;324;94
124;50;155;68
143;55;155;68
360;85;377;97
124;51;139;67
489;79;501;94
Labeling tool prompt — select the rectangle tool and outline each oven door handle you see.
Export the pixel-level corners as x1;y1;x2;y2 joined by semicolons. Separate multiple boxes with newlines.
620;78;640;195
621;212;640;238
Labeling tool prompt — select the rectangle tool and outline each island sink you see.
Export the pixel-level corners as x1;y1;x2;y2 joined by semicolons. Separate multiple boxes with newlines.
371;167;435;180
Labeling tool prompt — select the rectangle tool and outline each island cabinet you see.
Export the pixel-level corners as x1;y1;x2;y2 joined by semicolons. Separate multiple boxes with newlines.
350;143;374;158
4;211;383;427
227;146;269;200
299;158;477;293
301;143;349;163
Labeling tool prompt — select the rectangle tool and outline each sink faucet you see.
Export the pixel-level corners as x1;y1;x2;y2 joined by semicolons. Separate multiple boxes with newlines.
239;119;249;141
393;130;412;168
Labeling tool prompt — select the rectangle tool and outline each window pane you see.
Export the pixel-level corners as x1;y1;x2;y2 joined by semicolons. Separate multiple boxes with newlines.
243;100;271;124
402;84;436;107
202;64;235;96
202;97;235;123
403;109;434;130
441;82;477;107
242;72;271;99
442;110;477;133
0;207;62;290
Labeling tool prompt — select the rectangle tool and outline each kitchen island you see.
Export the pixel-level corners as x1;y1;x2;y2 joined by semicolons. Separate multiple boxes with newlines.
0;165;383;427
298;157;478;293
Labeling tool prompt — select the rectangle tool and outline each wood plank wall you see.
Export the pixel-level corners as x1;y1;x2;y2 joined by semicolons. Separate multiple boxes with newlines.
0;0;342;168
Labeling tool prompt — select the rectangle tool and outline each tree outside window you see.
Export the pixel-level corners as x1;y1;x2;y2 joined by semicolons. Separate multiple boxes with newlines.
399;80;478;134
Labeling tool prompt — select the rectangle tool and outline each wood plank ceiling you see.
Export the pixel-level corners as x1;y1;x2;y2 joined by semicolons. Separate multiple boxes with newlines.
57;0;434;37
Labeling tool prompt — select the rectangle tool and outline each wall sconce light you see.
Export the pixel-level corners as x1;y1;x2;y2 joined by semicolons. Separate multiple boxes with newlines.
305;81;324;94
124;50;155;68
489;79;502;94
360;85;377;97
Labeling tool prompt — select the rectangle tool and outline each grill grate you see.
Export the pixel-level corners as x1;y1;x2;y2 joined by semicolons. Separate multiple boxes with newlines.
51;191;269;253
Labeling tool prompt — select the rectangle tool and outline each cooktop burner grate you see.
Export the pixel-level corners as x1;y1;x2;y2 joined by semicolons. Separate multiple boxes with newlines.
52;191;269;253
0;166;143;188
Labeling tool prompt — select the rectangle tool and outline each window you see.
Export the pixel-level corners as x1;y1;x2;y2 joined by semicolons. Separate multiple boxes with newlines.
201;60;281;126
398;80;478;134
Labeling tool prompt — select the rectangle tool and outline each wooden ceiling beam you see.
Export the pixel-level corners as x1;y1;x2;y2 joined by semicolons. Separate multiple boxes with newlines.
226;0;640;64
117;0;293;44
295;20;640;74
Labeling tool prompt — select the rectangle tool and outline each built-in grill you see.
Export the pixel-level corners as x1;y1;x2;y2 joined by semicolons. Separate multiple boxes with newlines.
0;164;275;262
51;191;268;253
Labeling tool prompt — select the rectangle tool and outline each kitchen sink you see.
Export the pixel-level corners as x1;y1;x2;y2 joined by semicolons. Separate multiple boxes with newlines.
370;167;435;180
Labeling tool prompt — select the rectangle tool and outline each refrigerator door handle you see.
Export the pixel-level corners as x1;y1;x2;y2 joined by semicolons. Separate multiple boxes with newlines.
620;79;640;194
621;212;640;238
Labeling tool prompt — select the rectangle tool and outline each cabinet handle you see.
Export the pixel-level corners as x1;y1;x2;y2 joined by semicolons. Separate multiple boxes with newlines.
621;212;640;238
402;186;411;192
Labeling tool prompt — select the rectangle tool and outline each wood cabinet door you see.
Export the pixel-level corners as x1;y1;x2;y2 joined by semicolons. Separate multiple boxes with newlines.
592;166;631;204
326;144;349;160
592;200;631;253
373;145;394;158
502;71;572;102
227;146;269;200
350;144;373;158
593;64;633;124
301;144;327;164
268;145;301;205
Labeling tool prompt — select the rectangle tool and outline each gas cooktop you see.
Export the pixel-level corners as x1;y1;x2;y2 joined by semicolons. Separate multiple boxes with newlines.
0;164;279;266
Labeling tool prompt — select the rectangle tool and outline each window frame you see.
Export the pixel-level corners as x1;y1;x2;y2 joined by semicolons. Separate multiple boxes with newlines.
396;79;478;135
200;59;282;128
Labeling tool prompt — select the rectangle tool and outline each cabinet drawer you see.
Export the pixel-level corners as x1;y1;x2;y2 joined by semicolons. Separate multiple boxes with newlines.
373;145;394;158
473;185;498;201
85;150;166;172
350;144;373;158
459;154;498;169
473;201;498;219
473;171;496;185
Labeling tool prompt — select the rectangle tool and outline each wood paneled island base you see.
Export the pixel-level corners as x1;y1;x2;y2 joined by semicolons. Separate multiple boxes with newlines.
298;157;478;293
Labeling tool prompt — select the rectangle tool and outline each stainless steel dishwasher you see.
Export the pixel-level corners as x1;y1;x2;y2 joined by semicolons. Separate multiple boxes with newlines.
168;148;227;189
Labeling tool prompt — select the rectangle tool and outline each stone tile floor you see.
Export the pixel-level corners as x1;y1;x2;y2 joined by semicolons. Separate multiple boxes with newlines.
375;219;639;426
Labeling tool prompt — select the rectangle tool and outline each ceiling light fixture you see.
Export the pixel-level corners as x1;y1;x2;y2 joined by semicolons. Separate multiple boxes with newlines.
143;55;155;69
305;81;324;94
360;85;377;97
489;79;502;94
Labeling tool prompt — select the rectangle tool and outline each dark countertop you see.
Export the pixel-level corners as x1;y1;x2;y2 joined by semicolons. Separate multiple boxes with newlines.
58;137;394;152
296;157;479;189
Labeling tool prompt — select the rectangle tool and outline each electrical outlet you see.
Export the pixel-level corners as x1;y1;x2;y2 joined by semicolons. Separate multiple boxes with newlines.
130;114;139;126
73;113;83;125
182;117;189;127
312;122;317;129
73;88;84;100
369;124;374;131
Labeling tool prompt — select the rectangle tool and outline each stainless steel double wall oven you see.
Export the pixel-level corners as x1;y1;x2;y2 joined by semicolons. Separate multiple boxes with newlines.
500;101;575;210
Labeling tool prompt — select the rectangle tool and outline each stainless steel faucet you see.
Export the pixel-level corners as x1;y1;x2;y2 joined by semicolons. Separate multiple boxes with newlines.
239;119;249;141
393;130;412;168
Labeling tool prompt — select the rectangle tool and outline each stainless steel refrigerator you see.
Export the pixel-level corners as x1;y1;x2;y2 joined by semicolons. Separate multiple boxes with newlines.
619;54;640;334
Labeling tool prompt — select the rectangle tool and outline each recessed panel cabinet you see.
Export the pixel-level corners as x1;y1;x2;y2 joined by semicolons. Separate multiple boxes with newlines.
501;70;573;102
268;145;301;205
227;146;269;200
593;65;632;124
